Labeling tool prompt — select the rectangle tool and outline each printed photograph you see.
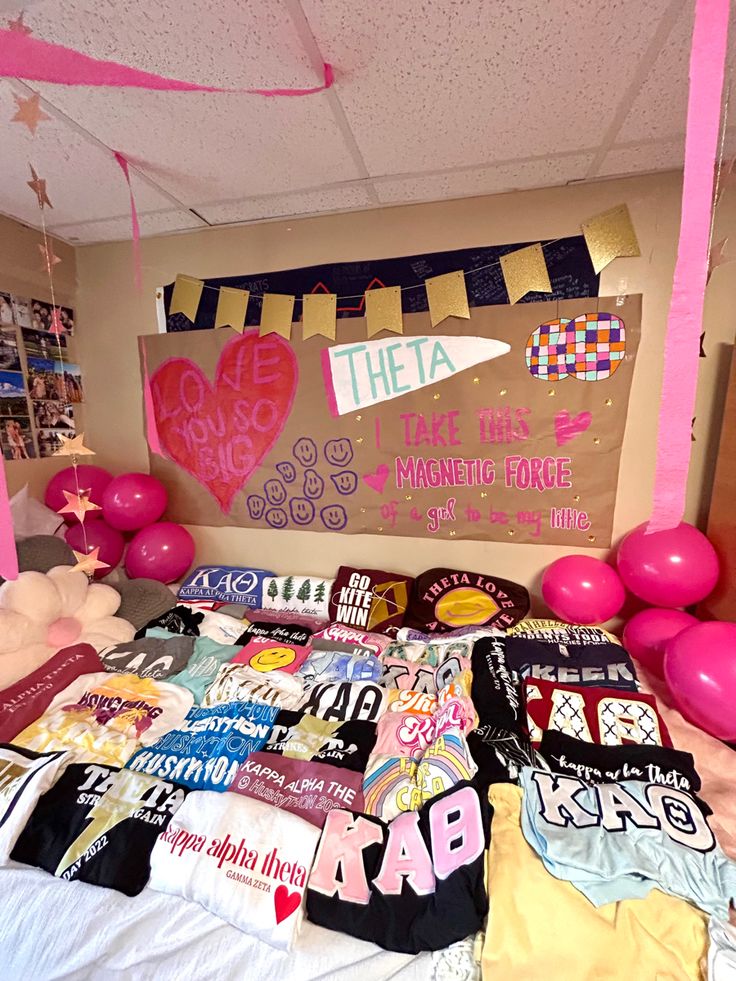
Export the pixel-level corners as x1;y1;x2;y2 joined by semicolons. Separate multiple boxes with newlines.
55;361;84;403
38;427;74;458
0;369;26;399
22;327;68;361
27;357;65;401
0;397;29;417
0;327;20;371
1;416;35;461
0;291;13;325
33;399;75;430
31;300;75;336
11;296;32;329
59;305;75;335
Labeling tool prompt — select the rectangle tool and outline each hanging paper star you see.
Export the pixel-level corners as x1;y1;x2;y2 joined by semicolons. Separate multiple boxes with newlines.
53;432;95;457
70;547;109;576
27;165;52;209
58;489;102;524
707;237;733;283
38;242;61;271
49;308;65;335
11;92;50;135
7;11;32;34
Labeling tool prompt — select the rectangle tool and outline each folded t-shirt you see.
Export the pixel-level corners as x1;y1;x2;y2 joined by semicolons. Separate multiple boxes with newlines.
260;710;376;772
328;566;413;636
230;752;364;828
524;677;672;748
100;635;195;680
149;789;321;950
297;646;382;685
313;624;390;656
231;636;311;676
307;781;490;953
300;682;388;723
135;605;205;639
261;576;333;620
126;702;278;791
0;644;103;743
239;622;313;646
503;635;639;691
11;763;188;895
167;637;237;704
202;664;305;711
0;743;70;862
13;672;193;767
403;567;530;634
507;619;621;644
177;566;275;608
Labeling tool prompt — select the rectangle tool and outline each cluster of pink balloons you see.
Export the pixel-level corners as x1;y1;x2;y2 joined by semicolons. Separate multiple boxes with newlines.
541;521;735;742
45;466;194;584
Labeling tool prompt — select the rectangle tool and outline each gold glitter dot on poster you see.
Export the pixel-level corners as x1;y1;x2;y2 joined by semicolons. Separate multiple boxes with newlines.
573;495;580;502
548;388;556;397
480;492;488;499
449;530;456;537
360;507;366;513
405;494;412;501
605;398;613;406
377;526;383;533
356;437;364;444
507;529;515;537
593;437;601;445
355;415;362;422
588;535;597;543
499;388;507;396
433;393;440;401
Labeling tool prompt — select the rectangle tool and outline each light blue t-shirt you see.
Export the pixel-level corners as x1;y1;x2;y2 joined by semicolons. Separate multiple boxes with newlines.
166;636;236;703
519;766;736;918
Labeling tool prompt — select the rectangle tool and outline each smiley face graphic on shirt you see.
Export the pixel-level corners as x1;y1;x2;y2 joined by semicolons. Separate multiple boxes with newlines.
248;645;298;673
434;587;499;627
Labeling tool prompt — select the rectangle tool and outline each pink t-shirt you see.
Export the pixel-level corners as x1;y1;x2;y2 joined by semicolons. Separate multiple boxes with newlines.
232;636;311;676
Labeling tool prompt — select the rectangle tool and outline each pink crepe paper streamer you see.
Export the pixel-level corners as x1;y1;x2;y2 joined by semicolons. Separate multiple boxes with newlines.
0;459;18;581
648;0;730;534
113;152;142;291
140;339;163;457
0;30;333;95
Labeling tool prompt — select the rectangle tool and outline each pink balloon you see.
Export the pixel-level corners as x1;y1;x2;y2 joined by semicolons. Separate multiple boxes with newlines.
622;608;699;678
616;522;719;608
664;621;736;741
45;465;113;524
102;472;168;531
64;518;125;578
541;555;626;625
125;522;194;584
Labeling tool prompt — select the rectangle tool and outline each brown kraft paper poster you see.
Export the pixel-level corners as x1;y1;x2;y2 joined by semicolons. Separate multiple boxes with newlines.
142;294;640;546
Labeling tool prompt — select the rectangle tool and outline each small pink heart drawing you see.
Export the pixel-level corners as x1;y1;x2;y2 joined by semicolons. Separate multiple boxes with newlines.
274;884;301;924
555;410;592;446
363;463;390;494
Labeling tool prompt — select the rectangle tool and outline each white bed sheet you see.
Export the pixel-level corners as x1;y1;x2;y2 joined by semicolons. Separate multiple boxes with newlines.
0;866;431;981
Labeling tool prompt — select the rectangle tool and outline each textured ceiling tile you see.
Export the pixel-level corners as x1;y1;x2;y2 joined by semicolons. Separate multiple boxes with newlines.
375;154;594;204
0;84;176;226
301;0;674;172
200;183;374;224
597;141;685;177
53;209;208;243
616;2;736;145
29;84;364;204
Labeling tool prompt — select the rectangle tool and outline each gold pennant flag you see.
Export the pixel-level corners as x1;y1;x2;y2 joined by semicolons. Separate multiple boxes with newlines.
365;286;403;338
170;275;203;321
425;271;470;328
215;287;249;332
500;243;552;304
582;204;641;274
303;293;337;340
259;293;295;338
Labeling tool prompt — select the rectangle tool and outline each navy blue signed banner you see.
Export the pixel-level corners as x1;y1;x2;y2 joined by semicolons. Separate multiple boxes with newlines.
162;236;598;332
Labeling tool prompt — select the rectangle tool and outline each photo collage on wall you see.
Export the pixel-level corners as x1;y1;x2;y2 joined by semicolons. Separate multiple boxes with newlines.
0;289;82;461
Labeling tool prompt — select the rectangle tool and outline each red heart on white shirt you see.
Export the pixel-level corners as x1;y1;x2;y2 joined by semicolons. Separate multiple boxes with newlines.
274;884;301;924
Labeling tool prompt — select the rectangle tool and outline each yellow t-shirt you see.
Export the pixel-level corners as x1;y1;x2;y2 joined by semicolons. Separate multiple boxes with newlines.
483;783;707;980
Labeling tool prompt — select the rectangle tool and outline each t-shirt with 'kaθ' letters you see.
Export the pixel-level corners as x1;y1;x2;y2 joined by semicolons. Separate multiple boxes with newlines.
125;702;278;791
300;682;388;723
307;781;490;953
11;762;188;895
100;635;195;680
13;672;193;767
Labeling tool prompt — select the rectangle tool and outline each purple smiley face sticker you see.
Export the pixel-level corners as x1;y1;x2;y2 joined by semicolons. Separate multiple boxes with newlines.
303;468;325;500
324;438;354;467
320;504;348;531
330;470;358;496
276;461;297;484
289;497;315;526
247;495;266;520
293;437;318;468
264;479;287;506
265;507;288;529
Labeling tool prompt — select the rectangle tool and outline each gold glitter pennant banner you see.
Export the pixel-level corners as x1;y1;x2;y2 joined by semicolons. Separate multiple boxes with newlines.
259;293;295;339
500;243;553;305
215;287;249;332
365;286;403;338
170;275;203;321
302;293;337;340
425;271;470;328
582;204;641;274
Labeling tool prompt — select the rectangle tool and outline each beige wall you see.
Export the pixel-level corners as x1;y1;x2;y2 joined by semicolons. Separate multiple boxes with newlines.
12;172;736;603
1;214;78;498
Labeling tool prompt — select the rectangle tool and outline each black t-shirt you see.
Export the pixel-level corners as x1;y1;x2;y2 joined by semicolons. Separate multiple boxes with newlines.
135;605;204;640
504;635;639;691
307;781;490;953
11;762;189;895
402;567;530;634
235;622;313;646
260;709;376;772
468;636;535;787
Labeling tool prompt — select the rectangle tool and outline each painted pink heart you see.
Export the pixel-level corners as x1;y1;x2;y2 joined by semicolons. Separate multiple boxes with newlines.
555;410;592;446
363;463;390;494
274;884;301;924
151;330;298;512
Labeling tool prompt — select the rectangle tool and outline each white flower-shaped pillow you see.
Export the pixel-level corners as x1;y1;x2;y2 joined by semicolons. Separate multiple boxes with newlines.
0;565;135;688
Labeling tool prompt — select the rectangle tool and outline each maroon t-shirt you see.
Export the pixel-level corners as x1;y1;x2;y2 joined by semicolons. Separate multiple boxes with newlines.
0;644;104;742
329;566;414;636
